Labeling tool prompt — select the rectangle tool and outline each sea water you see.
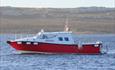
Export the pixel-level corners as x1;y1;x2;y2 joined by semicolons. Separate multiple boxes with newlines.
0;34;115;70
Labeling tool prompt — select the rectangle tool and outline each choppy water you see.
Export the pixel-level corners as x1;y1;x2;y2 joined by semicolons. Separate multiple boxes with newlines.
0;34;115;70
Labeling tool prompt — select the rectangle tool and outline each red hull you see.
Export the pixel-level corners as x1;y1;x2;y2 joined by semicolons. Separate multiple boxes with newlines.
7;41;101;54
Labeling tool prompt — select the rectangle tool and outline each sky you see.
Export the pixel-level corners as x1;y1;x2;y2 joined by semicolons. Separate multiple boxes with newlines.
0;0;115;8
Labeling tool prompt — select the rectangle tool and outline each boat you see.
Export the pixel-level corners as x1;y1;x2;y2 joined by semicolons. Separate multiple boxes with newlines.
7;20;104;54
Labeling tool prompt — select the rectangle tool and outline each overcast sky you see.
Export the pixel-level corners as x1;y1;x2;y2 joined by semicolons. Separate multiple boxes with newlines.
0;0;115;8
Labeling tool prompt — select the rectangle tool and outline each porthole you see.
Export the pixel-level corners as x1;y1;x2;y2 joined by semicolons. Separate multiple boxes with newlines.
26;42;31;44
94;44;99;47
17;42;22;44
33;42;38;45
64;37;69;41
58;37;63;41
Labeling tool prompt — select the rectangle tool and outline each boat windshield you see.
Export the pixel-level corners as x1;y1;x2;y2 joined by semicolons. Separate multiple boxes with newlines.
36;33;57;39
40;34;48;39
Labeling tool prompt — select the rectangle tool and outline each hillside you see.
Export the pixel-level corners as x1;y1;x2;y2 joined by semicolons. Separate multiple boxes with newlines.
0;6;115;34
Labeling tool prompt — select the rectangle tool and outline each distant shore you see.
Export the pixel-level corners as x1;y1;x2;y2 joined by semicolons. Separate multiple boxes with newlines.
0;7;115;34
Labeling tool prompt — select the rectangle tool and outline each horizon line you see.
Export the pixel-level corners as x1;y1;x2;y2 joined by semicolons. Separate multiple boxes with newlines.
0;6;115;8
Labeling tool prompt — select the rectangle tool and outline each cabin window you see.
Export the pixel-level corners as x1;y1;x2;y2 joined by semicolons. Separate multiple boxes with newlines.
40;34;48;39
58;37;63;41
64;37;69;41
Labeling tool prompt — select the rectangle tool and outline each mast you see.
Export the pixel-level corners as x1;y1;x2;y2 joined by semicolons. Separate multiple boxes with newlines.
64;18;70;32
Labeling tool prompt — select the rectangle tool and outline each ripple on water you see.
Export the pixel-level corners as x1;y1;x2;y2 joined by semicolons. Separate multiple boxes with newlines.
0;34;115;70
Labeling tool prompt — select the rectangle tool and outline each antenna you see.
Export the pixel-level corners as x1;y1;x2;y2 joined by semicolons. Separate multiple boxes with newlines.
64;17;70;32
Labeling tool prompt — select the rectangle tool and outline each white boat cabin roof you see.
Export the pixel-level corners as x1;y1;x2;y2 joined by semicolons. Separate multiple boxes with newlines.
13;31;102;45
14;31;76;45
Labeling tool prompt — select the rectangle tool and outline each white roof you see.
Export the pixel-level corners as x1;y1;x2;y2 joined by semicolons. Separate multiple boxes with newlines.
41;31;72;34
